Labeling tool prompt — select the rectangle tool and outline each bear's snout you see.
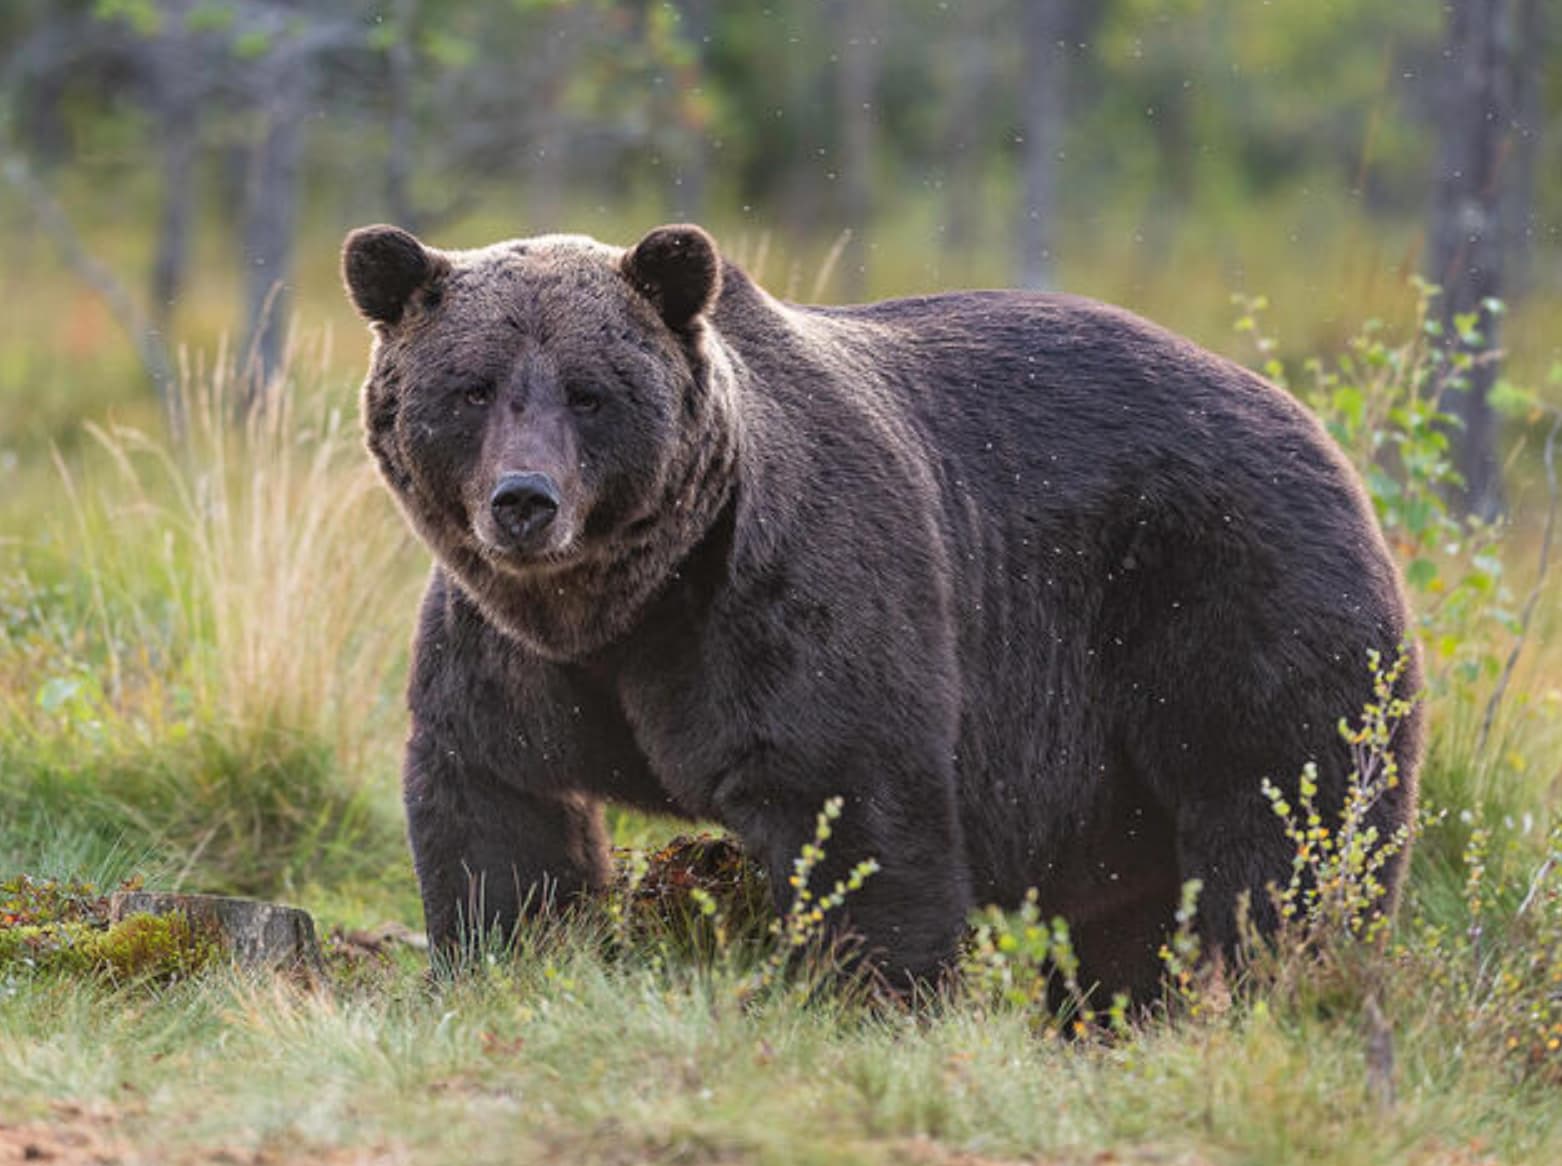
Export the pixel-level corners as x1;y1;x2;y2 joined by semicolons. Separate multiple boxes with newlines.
489;472;561;548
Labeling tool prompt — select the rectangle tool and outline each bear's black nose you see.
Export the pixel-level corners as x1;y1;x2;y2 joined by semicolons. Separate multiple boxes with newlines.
490;472;560;544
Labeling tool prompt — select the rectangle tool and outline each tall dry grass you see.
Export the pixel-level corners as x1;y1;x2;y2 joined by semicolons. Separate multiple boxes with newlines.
67;332;418;766
2;330;425;895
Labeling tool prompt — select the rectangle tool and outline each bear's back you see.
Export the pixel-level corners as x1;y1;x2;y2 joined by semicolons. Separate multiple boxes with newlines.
717;284;1379;576
711;282;1413;910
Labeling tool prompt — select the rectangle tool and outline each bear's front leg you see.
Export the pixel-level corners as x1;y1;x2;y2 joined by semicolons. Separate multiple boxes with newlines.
711;745;973;987
404;731;611;956
402;570;628;958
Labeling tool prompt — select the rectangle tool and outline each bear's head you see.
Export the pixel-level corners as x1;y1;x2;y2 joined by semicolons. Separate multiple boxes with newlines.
343;223;735;658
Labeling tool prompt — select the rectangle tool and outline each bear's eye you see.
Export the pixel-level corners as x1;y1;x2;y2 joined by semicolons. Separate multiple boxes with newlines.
463;383;493;407
566;385;604;415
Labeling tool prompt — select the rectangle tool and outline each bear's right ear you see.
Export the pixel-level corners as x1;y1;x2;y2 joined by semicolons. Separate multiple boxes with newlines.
342;225;448;326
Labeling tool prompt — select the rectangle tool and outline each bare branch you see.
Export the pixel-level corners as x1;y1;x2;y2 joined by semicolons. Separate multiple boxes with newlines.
1;148;178;427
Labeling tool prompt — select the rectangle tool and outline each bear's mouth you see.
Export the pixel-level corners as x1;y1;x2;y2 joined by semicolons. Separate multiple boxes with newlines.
474;525;582;574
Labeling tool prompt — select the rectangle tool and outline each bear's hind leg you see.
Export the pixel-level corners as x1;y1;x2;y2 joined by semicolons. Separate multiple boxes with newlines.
1168;793;1290;966
1058;807;1182;1005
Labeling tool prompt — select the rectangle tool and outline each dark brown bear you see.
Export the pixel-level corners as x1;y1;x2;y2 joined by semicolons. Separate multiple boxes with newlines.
342;222;1422;996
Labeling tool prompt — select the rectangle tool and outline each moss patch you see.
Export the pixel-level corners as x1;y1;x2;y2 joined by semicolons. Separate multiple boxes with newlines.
1;875;218;981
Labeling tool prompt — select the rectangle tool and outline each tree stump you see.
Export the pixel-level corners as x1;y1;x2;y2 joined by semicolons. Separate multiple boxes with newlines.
109;892;323;976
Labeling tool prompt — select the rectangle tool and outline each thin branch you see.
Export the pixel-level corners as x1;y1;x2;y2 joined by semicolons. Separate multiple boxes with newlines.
1516;852;1557;918
2;148;179;430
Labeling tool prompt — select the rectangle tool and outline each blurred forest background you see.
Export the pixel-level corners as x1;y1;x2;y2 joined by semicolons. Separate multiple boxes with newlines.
1;0;1558;520
2;0;1561;885
6;7;1562;1159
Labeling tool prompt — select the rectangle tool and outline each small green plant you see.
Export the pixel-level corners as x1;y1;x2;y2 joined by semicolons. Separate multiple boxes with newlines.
963;888;1054;1012
1260;647;1416;947
1388;820;1562;1086
750;796;880;995
963;888;1129;1036
0;875;218;982
1;873;113;930
1156;878;1207;1017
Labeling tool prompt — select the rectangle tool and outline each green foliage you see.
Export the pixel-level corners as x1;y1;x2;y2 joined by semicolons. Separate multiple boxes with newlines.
962;888;1056;1012
1260;648;1415;946
0;347;418;902
1;873;110;930
1;723;398;899
1;876;217;982
1436;822;1562;1082
92;0;160;37
183;2;237;36
751;796;880;996
963;888;1130;1037
1156;877;1206;1015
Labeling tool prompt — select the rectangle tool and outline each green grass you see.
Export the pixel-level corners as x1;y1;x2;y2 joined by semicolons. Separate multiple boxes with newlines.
1;336;423;925
1;898;1559;1166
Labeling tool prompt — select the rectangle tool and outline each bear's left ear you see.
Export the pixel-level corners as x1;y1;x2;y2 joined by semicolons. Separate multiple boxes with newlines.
621;224;722;331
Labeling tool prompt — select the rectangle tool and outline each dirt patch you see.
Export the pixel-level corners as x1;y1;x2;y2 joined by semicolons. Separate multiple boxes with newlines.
0;1106;126;1165
177;1142;409;1165
892;1137;1217;1166
0;1107;407;1166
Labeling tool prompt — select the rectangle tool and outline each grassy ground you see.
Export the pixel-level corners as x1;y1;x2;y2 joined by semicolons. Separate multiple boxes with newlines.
2;867;1560;1166
2;191;1560;1163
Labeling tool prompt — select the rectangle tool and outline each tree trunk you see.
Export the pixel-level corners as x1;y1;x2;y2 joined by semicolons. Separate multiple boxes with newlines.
146;0;198;340
669;0;713;220
1426;0;1526;520
3;149;176;420
152;97;198;333
242;78;307;402
110;892;323;975
836;0;882;301
939;0;993;258
384;0;421;231
16;69;71;169
1500;0;1543;299
1019;0;1067;290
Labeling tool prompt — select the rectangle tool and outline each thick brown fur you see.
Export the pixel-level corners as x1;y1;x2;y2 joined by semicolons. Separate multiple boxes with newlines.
343;222;1423;997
